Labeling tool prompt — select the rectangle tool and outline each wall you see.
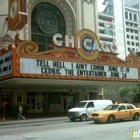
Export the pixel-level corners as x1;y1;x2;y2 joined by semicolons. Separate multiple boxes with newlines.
82;1;99;36
114;0;126;60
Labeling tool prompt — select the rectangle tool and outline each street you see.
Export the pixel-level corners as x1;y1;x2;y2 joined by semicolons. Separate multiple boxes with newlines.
0;117;139;140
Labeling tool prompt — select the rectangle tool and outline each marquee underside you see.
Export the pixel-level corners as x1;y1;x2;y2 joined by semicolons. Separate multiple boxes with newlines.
0;78;138;90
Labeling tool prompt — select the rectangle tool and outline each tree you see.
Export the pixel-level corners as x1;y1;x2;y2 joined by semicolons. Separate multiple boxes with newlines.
104;87;118;96
103;84;139;103
118;85;139;102
103;86;118;101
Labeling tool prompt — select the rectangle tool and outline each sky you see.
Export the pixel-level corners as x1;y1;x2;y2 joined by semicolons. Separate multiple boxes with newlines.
98;0;107;12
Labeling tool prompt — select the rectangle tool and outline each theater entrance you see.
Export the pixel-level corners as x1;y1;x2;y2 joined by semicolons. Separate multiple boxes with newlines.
27;93;45;113
61;96;73;111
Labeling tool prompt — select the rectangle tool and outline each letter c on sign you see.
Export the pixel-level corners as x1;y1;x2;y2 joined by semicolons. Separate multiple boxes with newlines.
53;33;63;46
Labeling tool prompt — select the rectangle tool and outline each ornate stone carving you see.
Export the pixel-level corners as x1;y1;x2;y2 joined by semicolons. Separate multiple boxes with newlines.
84;0;95;4
0;34;14;44
0;34;14;49
68;0;76;10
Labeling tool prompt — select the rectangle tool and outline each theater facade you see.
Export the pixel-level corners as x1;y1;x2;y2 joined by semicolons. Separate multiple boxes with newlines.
0;28;140;115
0;0;140;115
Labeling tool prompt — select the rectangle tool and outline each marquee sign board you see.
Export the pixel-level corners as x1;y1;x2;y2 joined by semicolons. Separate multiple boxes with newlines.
19;58;138;79
0;51;12;77
0;45;16;79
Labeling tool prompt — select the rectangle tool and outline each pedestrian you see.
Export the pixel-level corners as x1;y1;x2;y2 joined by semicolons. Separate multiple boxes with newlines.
112;100;116;104
18;104;25;120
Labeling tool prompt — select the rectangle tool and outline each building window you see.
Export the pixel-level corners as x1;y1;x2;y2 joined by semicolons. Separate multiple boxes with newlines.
31;2;66;52
134;14;137;21
135;36;138;40
132;48;135;51
129;13;132;20
131;42;134;46
127;41;130;45
135;30;138;34
126;22;129;25
128;47;130;51
136;43;139;46
126;28;129;32
125;12;128;18
127;35;129;38
16;95;23;105
130;29;133;33
134;24;137;27
131;36;134;39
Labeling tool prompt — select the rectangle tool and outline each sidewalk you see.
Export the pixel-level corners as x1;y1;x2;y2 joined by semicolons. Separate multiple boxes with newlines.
0;113;68;126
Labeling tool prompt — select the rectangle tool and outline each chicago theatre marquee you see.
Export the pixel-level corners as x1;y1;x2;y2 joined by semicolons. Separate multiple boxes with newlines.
0;28;140;114
0;0;140;115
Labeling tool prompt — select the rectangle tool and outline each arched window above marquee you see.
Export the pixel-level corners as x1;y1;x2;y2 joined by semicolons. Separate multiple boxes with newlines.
31;2;66;51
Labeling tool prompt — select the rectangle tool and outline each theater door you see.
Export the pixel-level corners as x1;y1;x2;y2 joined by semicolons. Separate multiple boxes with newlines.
61;96;73;111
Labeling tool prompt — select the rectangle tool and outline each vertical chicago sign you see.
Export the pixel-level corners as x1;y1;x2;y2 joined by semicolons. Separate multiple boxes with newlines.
8;0;28;30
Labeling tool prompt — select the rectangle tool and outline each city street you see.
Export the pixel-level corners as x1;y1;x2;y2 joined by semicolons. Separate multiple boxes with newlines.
0;117;139;140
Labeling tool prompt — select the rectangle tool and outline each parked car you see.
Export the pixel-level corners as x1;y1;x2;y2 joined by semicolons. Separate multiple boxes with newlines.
68;100;112;121
88;103;140;123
